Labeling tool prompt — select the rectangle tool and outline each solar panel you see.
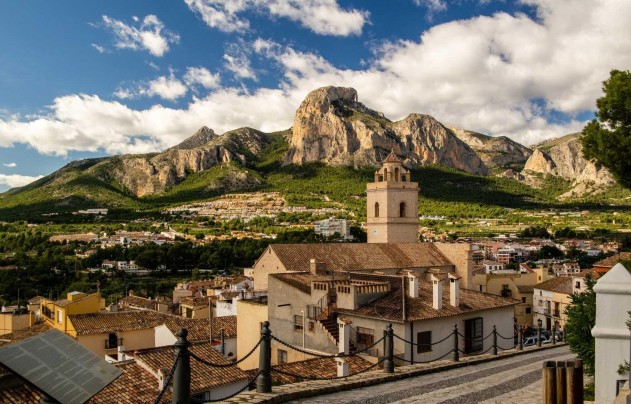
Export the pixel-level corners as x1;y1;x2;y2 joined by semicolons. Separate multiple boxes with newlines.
0;329;122;403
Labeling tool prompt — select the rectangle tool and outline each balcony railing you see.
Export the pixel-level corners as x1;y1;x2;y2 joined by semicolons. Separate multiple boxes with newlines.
501;289;512;298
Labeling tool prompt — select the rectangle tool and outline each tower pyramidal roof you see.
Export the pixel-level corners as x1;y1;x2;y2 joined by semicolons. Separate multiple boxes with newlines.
383;150;402;163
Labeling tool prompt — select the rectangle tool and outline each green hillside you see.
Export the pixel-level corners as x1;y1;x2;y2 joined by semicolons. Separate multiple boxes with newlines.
0;130;629;222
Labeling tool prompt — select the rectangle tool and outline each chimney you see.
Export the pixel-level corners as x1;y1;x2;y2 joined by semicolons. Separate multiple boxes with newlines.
449;274;461;307
407;272;419;298
431;274;442;310
309;259;326;275
158;368;169;390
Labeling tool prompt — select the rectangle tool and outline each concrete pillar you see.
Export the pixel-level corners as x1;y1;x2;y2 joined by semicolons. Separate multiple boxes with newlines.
591;264;631;403
336;357;349;377
338;317;350;355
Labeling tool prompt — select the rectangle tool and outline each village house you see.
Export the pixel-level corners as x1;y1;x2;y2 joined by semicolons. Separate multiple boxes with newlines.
117;292;174;314
40;291;104;334
532;272;590;331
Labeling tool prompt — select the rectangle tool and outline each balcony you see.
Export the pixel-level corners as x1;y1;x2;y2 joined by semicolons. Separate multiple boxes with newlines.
105;338;123;350
501;289;512;298
553;310;561;318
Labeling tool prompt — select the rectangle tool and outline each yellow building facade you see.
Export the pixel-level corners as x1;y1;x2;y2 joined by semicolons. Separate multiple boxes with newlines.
40;291;103;334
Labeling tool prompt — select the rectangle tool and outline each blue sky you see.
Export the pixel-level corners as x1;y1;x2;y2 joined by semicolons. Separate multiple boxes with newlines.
0;0;629;191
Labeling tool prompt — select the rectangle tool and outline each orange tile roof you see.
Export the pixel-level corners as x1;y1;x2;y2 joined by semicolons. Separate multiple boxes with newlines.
162;316;237;341
69;311;170;335
270;272;334;294
133;341;249;394
89;361;164;403
276;272;518;323
265;243;453;273
0;322;53;347
533;277;573;294
0;373;42;404
593;252;631;269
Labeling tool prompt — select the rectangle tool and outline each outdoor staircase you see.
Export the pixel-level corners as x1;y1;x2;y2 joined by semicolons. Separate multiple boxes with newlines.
317;311;357;353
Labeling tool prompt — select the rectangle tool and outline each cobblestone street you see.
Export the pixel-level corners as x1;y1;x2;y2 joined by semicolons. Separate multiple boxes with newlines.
295;346;573;404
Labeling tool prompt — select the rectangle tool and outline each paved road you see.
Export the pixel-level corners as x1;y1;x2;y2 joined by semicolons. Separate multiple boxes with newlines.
294;346;574;404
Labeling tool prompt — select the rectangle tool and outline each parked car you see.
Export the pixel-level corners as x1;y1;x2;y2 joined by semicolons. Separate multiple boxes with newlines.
523;335;552;346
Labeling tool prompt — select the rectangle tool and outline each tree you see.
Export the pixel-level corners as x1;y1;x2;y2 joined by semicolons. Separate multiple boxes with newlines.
582;70;631;188
564;276;596;376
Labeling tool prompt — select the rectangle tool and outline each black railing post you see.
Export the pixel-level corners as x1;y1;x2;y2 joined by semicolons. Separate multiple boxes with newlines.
453;324;459;362
518;326;523;351
220;328;225;355
173;329;191;404
492;326;498;355
383;323;394;373
256;321;272;393
537;325;542;347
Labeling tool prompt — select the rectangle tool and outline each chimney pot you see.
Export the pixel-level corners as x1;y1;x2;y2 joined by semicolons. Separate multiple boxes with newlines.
407;273;419;298
431;274;442;310
449;274;460;307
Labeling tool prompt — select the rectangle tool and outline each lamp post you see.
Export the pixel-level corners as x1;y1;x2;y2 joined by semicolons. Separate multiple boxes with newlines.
537;318;543;347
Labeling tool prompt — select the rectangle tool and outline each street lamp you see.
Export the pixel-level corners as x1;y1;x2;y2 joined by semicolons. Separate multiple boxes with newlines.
537;318;543;347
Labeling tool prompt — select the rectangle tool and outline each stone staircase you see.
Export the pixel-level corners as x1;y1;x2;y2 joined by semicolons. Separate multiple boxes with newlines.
317;311;357;353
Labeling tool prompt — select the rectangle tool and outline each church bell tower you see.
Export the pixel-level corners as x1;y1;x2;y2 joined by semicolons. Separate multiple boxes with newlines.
366;151;419;243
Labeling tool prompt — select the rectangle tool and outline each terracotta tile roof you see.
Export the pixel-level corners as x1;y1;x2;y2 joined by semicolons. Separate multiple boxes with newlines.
270;272;333;294
89;361;164;403
335;273;519;323
516;285;534;293
533;277;573;294
0;372;42;404
27;296;45;305
0;322;53;347
265;243;453;273
69;311;170;335
133;341;249;394
162;316;237;341
118;295;170;311
246;355;373;385
593;252;631;268
180;296;212;307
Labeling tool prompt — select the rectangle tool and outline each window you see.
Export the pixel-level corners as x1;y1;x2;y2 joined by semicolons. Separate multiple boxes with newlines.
525;307;532;314
395;167;400;181
308;321;315;332
277;349;287;364
464;317;483;353
356;327;374;348
374;202;380;218
478;285;483;292
57;309;63;324
521;297;527;303
417;331;432;353
106;333;118;349
575;281;581;289
293;315;304;331
399;202;406;218
401;175;407;182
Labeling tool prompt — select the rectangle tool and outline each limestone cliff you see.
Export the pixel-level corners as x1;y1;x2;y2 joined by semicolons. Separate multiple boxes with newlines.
449;127;532;168
92;127;272;197
521;134;615;198
286;86;489;175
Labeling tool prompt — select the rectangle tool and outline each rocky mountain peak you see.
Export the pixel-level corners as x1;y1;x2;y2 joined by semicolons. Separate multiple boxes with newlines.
285;86;488;175
171;126;217;150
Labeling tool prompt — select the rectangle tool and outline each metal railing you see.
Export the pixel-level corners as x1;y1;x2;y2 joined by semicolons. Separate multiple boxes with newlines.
158;322;563;403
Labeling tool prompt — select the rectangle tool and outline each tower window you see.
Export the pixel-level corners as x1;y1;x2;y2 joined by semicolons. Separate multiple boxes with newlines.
399;202;406;217
395;167;400;181
401;175;406;182
375;202;380;218
383;168;388;181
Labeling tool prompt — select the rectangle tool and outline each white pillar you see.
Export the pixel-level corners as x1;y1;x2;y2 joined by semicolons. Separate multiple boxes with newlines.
591;263;631;403
338;317;350;355
336;357;349;377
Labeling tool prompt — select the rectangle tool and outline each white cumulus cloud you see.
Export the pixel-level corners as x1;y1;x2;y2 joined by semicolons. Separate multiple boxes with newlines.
99;14;180;57
185;0;369;36
3;163;16;168
0;174;43;188
184;67;221;89
1;0;630;158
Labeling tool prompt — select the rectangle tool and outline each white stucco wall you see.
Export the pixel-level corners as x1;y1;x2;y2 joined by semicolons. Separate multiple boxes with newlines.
592;264;631;404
